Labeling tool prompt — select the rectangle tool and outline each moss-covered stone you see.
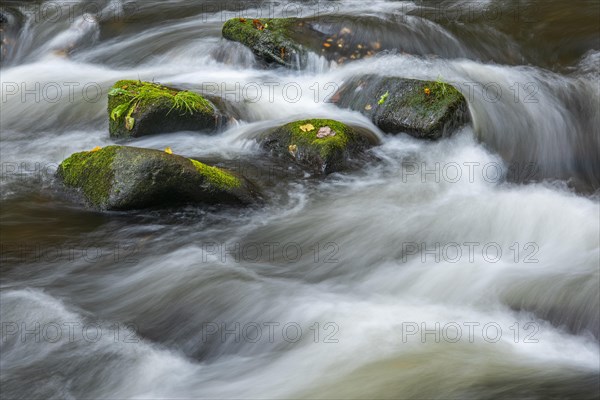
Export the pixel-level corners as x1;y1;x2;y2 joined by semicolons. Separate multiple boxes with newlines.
108;80;223;138
258;119;379;174
222;18;307;68
332;75;470;139
57;146;258;210
189;159;241;191
57;146;118;207
222;16;411;68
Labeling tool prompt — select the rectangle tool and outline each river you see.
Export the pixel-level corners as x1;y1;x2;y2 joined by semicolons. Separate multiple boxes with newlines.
1;1;599;399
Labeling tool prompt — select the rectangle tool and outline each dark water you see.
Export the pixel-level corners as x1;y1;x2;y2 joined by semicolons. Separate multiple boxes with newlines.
1;1;599;399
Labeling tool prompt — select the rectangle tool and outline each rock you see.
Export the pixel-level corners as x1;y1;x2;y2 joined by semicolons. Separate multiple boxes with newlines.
222;15;450;69
108;80;224;138
258;119;379;174
57;146;258;210
222;18;307;68
221;16;390;68
331;75;470;139
0;7;25;65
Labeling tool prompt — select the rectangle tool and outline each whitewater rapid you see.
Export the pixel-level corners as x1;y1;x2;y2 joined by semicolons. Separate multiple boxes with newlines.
1;1;599;399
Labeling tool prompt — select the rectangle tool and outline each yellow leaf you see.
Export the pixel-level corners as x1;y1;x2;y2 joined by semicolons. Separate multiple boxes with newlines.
300;123;315;132
365;104;372;111
125;116;135;130
288;144;298;157
89;146;102;152
164;147;173;154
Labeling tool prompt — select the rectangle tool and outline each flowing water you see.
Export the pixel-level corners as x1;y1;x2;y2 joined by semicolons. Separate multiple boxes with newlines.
1;1;599;399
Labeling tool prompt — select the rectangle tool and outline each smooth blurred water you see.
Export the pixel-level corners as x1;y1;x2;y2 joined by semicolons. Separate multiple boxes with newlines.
1;1;599;399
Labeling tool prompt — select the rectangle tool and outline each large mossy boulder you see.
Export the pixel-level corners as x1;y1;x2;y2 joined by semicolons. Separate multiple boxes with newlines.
57;146;258;210
331;75;470;139
258;119;379;174
108;80;223;138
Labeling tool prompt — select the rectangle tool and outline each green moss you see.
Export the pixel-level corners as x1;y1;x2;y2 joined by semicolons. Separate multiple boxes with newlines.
108;80;213;132
58;146;120;207
189;159;241;190
223;17;295;44
398;79;464;118
222;18;301;66
283;119;352;159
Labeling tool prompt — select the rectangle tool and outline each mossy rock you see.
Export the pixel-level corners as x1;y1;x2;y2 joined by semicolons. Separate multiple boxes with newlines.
258;119;379;174
222;16;416;68
57;146;258;210
108;80;223;138
222;18;307;68
331;75;471;139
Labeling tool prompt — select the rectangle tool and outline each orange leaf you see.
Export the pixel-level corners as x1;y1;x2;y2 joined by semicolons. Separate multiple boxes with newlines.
252;19;264;31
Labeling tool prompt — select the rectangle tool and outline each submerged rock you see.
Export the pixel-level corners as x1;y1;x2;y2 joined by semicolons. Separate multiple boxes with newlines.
258;119;379;174
108;80;223;138
57;146;258;210
331;75;470;139
0;7;25;65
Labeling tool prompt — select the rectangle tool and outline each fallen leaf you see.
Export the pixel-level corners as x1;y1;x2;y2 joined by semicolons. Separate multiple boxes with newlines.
252;19;265;31
239;18;246;23
164;147;173;154
125;116;135;130
323;42;331;48
300;123;315;132
378;91;389;105
365;104;372;110
288;144;298;157
316;126;336;138
89;146;102;152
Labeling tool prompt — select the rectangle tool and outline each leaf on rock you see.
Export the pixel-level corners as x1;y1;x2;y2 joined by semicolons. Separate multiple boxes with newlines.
110;103;129;121
164;147;173;154
316;126;336;138
300;123;315;132
252;19;265;31
378;91;389;105
125;116;135;131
